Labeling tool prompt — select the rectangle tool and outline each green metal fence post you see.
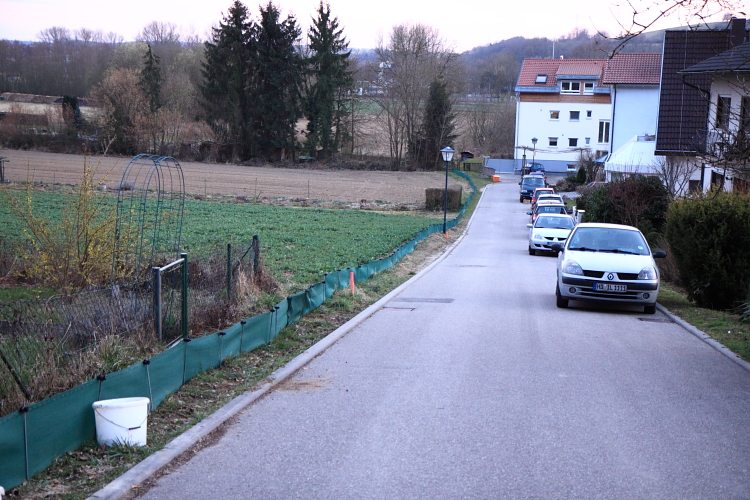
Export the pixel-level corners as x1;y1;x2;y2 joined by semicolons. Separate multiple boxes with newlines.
153;267;162;341
227;243;232;302
181;253;188;340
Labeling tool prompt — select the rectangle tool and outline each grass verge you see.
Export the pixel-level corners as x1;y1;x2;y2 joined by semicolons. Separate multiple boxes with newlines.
10;175;491;499
658;283;750;363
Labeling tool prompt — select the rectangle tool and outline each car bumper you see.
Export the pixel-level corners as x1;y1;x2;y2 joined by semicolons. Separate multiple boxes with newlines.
530;237;567;251
559;275;659;303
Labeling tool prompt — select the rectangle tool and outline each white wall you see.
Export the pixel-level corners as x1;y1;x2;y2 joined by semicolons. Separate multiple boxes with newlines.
515;99;612;166
704;75;748;192
611;85;660;153
708;76;746;134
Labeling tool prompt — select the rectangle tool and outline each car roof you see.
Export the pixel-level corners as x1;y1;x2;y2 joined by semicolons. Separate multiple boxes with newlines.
536;199;564;205
536;213;572;219
535;203;566;209
574;222;640;231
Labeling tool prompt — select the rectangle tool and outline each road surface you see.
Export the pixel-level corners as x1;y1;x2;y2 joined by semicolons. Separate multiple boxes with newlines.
138;180;750;499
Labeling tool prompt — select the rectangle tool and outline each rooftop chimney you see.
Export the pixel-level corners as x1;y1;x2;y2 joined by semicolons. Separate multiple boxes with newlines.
729;18;747;48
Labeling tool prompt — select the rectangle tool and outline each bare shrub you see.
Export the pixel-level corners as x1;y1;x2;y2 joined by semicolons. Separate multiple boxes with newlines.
1;153;128;292
425;187;462;210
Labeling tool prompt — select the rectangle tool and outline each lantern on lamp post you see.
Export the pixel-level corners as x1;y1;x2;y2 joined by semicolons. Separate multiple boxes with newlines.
440;147;455;235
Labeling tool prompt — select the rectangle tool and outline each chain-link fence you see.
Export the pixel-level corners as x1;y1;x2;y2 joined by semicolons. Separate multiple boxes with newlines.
0;237;269;419
0;280;154;417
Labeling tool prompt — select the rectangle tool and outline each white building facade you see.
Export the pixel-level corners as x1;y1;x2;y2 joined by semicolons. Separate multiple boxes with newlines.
514;59;611;173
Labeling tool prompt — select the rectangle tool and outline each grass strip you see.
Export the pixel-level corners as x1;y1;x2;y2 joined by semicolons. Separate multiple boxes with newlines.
658;283;750;363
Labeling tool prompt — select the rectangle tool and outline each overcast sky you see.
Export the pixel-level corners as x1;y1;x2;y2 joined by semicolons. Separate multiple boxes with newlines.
0;0;737;52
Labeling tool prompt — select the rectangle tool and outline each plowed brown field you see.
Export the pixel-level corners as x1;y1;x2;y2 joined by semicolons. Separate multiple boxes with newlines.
0;150;455;204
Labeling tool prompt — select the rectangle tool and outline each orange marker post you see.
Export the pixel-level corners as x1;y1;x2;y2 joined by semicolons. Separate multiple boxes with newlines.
350;271;355;295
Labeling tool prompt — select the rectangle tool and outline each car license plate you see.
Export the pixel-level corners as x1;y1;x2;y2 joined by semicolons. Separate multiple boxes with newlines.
594;283;627;292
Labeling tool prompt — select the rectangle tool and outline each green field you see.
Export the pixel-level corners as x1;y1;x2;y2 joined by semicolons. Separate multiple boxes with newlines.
0;191;436;290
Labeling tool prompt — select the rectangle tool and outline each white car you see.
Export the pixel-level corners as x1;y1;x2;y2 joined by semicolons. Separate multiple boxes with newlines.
527;213;576;255
551;223;667;314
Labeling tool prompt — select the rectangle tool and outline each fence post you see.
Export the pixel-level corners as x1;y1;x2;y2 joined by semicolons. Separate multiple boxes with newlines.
252;235;260;279
226;243;232;301
153;267;162;341
181;253;188;340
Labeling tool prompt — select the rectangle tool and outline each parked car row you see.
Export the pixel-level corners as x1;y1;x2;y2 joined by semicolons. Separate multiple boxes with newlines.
516;177;666;314
525;184;575;255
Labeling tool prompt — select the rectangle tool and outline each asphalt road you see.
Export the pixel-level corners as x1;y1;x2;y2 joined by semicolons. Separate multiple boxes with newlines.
139;181;750;499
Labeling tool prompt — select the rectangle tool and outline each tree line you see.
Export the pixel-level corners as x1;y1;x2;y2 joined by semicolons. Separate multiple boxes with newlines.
0;1;527;167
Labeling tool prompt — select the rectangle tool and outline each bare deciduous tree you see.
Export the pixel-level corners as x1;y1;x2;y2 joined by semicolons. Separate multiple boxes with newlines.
653;155;696;197
370;23;462;169
460;98;516;156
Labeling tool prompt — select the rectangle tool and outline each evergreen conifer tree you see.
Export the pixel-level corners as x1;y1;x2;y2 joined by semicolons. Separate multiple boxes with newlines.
416;79;457;170
201;1;254;160
141;43;162;114
251;2;303;160
304;2;353;159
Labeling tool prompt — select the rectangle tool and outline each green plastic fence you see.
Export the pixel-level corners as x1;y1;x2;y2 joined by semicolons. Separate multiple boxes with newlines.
0;171;476;490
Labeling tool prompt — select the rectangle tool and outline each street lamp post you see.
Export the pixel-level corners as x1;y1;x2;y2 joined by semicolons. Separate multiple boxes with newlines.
531;137;538;168
440;146;455;236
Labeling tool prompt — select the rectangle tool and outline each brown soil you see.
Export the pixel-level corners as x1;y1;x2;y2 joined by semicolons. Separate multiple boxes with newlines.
0;150;455;204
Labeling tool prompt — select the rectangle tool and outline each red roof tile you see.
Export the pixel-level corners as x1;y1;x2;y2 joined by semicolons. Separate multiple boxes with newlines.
517;59;606;87
602;54;662;84
516;59;562;87
556;60;606;78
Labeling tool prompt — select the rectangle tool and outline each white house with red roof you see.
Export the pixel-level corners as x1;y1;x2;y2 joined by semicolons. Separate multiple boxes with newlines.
514;54;664;177
514;58;611;173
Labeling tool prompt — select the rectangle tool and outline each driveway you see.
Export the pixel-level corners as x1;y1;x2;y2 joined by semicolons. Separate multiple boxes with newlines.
137;181;750;499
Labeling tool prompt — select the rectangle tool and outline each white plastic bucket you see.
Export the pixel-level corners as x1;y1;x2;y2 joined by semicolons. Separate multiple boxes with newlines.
92;397;150;446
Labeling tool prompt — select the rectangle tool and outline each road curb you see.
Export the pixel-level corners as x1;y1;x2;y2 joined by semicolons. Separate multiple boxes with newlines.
87;186;487;500
656;303;750;374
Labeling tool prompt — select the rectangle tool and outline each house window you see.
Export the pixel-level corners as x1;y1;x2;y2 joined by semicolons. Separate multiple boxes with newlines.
711;170;725;189
561;81;580;94
741;96;750;133
549;137;558;147
716;96;731;129
535;74;548;84
550;110;560;120
586;110;592;118
598;120;610;143
585;137;591;145
569;138;578;147
569;111;580;121
584;82;594;94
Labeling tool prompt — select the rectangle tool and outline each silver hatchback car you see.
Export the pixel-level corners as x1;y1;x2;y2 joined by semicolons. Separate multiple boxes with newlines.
551;223;667;314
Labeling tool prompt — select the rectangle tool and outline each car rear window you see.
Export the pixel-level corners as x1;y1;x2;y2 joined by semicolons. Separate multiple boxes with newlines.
523;177;545;187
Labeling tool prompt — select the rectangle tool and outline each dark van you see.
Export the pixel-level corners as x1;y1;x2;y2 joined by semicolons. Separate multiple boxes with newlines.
519;175;546;203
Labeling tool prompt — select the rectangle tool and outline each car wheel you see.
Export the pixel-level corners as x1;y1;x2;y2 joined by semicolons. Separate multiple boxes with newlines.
556;284;568;308
644;304;656;314
520;196;524;203
528;247;535;256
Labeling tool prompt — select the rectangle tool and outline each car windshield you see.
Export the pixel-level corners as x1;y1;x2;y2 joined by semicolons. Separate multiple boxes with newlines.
535;216;574;229
568;227;649;254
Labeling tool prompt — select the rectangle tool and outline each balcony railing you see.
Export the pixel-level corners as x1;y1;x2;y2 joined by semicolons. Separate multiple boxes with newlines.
692;128;750;163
